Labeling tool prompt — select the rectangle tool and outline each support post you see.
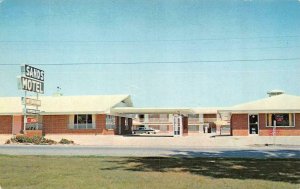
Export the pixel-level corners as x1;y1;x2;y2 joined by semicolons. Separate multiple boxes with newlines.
273;120;276;146
23;91;27;133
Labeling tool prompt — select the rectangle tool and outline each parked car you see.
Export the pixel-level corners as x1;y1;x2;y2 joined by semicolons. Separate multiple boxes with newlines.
132;126;156;135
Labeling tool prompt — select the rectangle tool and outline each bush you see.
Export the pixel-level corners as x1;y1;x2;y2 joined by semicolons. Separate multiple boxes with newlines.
8;135;58;145
5;139;11;144
15;135;32;143
59;138;74;144
32;135;43;144
44;138;57;145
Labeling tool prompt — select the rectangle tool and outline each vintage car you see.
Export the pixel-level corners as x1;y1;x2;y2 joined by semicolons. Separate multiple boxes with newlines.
132;126;157;135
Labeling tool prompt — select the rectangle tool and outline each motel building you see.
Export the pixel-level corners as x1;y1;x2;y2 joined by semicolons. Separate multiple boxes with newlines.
0;95;134;136
219;92;300;136
113;107;223;136
0;91;299;137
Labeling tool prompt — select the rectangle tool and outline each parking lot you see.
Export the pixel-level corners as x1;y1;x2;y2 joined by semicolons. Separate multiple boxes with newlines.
1;134;300;148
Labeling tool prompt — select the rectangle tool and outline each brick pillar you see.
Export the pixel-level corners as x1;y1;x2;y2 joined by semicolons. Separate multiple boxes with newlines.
128;118;132;134
182;116;188;136
114;116;119;135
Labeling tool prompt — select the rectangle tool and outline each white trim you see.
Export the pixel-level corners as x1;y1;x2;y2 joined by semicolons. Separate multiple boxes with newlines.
266;126;295;128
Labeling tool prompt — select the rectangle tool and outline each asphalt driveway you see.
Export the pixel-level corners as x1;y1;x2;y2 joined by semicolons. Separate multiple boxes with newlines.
0;145;299;158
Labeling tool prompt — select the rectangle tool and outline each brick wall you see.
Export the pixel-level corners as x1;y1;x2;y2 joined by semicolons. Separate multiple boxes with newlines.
0;115;12;134
43;114;133;135
259;113;300;136
44;114;106;134
231;114;248;136
43;115;69;134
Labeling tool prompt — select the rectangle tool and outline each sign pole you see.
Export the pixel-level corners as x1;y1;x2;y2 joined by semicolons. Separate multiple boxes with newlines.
36;92;39;130
273;120;276;146
23;91;27;133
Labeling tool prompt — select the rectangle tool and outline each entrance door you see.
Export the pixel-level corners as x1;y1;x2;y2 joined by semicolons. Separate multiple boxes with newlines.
249;114;259;134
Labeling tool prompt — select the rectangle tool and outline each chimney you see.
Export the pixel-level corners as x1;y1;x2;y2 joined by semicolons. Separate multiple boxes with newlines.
267;90;284;97
52;86;63;97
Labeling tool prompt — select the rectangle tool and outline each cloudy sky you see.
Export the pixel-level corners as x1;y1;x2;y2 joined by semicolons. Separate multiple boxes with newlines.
0;0;300;107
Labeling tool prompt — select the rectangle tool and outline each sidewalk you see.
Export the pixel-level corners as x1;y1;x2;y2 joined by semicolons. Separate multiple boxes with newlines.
1;134;300;148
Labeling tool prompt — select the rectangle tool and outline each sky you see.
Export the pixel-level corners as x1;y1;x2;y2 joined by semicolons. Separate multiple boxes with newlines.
0;0;300;107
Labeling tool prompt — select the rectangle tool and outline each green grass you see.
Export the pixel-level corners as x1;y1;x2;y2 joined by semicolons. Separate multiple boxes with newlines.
0;155;299;189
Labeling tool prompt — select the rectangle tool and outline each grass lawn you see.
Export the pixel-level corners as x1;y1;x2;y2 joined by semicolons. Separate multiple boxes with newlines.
0;155;299;189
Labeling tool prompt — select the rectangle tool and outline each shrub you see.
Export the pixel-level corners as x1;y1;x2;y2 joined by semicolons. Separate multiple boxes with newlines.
5;139;11;144
44;138;57;145
15;135;32;143
59;138;74;144
9;135;58;145
32;135;43;144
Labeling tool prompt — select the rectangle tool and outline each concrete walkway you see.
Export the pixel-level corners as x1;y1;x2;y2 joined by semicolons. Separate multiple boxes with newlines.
1;134;300;148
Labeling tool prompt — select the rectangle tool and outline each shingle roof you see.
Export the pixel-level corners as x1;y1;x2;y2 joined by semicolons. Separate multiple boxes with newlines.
0;95;132;115
219;94;300;113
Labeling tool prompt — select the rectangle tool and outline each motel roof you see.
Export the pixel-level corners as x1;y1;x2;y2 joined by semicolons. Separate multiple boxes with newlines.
113;107;222;114
0;95;133;115
219;94;300;114
112;107;193;114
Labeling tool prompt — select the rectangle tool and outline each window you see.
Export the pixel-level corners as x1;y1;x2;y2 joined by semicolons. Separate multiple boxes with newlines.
266;113;294;127
188;125;200;131
71;114;95;129
149;114;159;118
188;114;199;118
106;115;116;130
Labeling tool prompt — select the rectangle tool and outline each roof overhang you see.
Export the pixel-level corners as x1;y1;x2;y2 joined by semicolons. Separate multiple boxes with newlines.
218;109;300;114
112;107;193;114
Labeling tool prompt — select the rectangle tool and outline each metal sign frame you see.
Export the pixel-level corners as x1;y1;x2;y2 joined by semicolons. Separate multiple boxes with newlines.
18;64;45;133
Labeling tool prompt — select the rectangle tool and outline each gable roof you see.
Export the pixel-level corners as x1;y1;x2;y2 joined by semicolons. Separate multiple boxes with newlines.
219;94;300;113
0;95;132;115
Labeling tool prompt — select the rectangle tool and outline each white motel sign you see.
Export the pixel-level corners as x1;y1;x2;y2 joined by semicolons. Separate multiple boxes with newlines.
18;65;45;94
20;76;44;94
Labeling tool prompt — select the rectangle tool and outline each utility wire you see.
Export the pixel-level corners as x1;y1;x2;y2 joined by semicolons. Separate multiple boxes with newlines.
0;35;299;43
0;57;299;66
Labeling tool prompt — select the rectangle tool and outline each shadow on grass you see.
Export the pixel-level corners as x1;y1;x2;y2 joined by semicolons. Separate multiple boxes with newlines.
101;150;300;184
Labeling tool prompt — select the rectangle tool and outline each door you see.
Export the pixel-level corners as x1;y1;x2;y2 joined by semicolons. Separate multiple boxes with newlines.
173;114;182;136
12;115;22;135
249;114;259;134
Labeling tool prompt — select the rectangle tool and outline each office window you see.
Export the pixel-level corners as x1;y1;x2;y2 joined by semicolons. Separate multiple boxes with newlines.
266;113;294;127
70;114;95;129
106;115;116;130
